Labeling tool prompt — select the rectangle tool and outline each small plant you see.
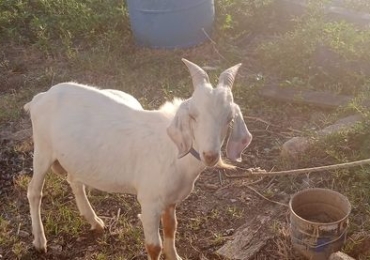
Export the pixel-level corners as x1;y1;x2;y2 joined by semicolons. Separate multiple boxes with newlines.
215;0;276;39
212;232;226;246
226;206;243;218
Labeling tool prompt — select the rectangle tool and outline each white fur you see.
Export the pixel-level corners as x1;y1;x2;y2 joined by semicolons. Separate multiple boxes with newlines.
25;59;252;260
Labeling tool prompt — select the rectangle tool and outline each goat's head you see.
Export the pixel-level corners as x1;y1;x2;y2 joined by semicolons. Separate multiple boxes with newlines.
167;59;252;167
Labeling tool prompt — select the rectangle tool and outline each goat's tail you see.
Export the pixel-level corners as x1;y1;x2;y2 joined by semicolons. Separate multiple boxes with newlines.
23;92;46;113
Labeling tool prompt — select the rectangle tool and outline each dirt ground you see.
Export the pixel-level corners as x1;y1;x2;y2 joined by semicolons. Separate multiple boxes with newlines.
1;41;370;260
0;111;299;260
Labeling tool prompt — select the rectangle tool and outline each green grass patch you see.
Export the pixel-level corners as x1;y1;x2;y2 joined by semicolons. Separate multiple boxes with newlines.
256;8;370;95
0;0;129;54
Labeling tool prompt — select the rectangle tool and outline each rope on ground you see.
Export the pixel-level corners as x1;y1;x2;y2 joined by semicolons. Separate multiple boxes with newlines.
225;158;370;178
222;158;370;207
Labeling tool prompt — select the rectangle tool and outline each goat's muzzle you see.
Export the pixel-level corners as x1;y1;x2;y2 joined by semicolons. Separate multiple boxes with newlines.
202;151;220;167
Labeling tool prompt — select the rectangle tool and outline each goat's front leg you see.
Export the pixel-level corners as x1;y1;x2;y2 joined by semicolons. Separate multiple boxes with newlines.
162;204;182;260
68;179;104;232
139;203;162;260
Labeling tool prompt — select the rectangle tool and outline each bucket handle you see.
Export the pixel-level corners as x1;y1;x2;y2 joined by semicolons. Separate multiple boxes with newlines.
292;226;348;249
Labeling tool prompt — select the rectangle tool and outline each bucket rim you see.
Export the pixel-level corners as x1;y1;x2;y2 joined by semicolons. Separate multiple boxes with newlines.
289;188;351;226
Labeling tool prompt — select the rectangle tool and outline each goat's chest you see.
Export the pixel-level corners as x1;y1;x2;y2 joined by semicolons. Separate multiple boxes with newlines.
164;174;200;204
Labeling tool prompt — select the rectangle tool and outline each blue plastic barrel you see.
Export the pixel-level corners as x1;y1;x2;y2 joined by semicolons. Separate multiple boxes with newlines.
126;0;215;49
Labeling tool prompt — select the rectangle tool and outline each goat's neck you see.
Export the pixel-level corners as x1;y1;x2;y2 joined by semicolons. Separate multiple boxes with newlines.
176;141;206;180
179;154;206;179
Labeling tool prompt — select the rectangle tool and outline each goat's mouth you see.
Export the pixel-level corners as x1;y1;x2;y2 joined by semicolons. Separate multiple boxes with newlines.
206;160;219;167
202;157;220;167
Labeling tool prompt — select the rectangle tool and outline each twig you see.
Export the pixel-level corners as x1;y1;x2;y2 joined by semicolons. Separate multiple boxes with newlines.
218;169;223;185
244;177;265;185
287;127;305;134
263;176;276;190
16;223;21;236
202;28;228;62
246;185;288;207
201;28;216;45
201;28;259;79
116;208;121;223
244;116;277;127
216;177;264;192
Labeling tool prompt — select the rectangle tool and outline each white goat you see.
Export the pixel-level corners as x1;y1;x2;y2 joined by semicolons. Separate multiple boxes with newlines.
24;59;252;260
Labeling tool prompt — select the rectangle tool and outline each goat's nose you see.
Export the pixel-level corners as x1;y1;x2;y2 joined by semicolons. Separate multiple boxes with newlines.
202;151;219;166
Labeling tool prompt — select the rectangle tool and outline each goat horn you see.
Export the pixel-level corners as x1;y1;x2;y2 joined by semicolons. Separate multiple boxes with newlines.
218;63;242;89
182;58;210;88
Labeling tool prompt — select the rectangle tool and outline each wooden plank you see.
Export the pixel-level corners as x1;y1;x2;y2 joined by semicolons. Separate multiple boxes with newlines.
329;252;356;260
217;205;282;259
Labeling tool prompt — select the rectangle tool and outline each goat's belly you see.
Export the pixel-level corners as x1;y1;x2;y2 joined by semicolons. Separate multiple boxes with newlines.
81;179;137;195
56;151;138;194
66;172;137;195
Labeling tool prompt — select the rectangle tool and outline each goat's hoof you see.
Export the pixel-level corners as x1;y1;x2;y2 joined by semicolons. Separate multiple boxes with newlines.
91;217;105;233
33;239;47;253
164;254;182;260
91;224;105;233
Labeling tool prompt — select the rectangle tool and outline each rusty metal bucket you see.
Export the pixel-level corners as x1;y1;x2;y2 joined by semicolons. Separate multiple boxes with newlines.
289;188;351;260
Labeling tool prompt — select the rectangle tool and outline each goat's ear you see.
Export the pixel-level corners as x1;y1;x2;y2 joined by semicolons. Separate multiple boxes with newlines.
218;63;242;89
167;102;193;159
182;58;210;88
226;104;252;162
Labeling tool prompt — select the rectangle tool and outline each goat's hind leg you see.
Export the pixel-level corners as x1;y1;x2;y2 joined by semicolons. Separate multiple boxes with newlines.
51;161;104;231
27;149;52;252
67;178;105;232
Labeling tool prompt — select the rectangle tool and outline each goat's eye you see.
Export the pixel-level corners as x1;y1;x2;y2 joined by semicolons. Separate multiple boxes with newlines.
189;114;197;122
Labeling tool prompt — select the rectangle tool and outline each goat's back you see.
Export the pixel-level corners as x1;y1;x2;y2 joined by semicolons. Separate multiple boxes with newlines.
26;82;176;194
